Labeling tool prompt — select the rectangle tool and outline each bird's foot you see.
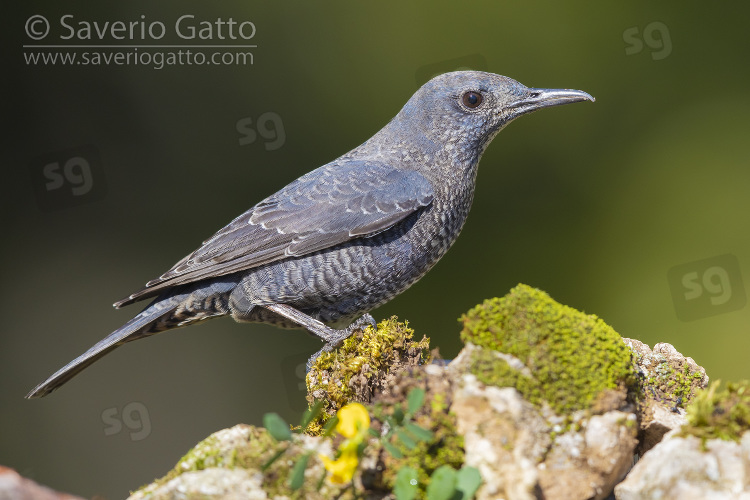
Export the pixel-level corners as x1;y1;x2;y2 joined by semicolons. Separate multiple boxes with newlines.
305;313;377;372
349;313;377;332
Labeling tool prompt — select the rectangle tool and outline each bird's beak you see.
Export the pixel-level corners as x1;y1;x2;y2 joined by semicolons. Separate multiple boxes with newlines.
508;88;595;118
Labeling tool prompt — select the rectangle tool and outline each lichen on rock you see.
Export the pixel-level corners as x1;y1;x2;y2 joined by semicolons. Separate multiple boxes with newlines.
128;424;340;500
624;338;709;454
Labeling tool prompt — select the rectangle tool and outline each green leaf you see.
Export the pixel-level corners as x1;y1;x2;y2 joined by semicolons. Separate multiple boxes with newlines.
368;427;380;437
393;406;405;425
261;445;287;471
426;465;457;500
316;468;327;491
395;428;417;449
404;422;434;442
407;387;426;415
300;401;325;431
289;452;311;490
393;466;419;500
263;413;292;442
383;441;404;458
322;416;339;437
455;466;482;499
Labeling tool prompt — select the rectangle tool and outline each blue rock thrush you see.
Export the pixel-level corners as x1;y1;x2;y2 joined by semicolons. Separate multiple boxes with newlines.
26;71;594;398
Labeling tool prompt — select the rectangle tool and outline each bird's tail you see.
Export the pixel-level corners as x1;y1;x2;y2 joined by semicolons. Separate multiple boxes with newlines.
26;292;200;399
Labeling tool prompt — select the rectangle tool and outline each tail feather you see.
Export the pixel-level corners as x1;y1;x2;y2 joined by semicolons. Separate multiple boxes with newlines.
25;299;179;399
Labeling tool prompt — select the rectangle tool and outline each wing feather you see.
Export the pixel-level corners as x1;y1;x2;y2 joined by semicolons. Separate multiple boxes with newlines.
115;160;433;307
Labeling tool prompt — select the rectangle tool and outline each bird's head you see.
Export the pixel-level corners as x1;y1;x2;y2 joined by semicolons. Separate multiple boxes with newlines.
394;71;595;162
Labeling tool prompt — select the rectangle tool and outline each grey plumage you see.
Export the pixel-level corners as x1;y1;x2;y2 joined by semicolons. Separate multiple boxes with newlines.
26;71;594;399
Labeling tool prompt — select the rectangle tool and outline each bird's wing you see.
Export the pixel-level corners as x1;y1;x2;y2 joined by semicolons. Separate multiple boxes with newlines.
114;160;434;307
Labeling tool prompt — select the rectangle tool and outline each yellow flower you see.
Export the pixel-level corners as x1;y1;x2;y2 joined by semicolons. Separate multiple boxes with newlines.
320;403;371;484
320;448;359;484
335;402;370;439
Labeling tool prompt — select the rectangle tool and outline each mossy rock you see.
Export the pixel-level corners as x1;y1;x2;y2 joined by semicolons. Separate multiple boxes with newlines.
460;284;635;414
306;316;430;434
680;380;750;447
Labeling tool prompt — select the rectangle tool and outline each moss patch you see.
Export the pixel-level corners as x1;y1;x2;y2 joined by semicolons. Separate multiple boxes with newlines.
460;284;634;414
680;380;750;447
306;317;430;434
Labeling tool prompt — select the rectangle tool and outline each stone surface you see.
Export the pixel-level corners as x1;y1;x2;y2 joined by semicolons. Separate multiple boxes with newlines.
0;466;84;500
623;338;709;455
129;468;268;500
538;411;637;500
615;431;750;499
452;372;548;500
452;370;637;500
117;289;726;500
128;424;340;500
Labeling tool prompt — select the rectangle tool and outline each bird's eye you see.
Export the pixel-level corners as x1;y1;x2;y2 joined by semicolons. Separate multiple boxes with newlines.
461;91;483;109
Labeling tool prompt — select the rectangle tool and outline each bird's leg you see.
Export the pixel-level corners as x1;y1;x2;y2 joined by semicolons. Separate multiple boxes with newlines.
304;314;378;371
261;304;376;371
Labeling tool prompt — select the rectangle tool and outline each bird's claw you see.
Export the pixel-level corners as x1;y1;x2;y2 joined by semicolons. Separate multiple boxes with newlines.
305;313;376;372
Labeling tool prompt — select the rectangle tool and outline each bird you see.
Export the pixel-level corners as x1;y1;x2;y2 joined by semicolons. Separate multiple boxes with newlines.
26;71;594;399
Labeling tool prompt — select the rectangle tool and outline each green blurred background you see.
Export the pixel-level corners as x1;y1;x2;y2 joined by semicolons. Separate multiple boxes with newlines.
4;1;749;497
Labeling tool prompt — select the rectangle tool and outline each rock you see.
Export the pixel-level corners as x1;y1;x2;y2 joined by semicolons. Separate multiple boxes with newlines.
451;372;548;500
0;466;85;500
451;285;639;499
129;468;268;500
451;369;637;500
617;377;750;498
305;317;431;434
538;410;637;500
124;286;731;499
128;424;341;500
459;285;634;415
623;338;709;454
615;431;750;499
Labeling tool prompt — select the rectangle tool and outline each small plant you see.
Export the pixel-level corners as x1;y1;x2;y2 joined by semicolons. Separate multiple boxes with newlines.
377;388;481;500
262;388;482;498
373;385;435;459
262;400;330;491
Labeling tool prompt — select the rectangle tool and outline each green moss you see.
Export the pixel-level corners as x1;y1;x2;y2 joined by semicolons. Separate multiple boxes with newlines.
460;284;634;414
680;380;750;447
306;316;430;434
